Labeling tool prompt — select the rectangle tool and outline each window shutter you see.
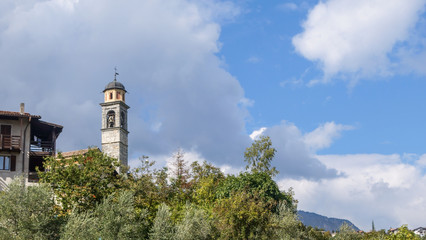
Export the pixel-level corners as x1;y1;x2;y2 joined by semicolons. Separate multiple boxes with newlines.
10;155;16;171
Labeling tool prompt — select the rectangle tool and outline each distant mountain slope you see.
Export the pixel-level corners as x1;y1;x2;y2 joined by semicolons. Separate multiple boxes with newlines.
297;210;360;232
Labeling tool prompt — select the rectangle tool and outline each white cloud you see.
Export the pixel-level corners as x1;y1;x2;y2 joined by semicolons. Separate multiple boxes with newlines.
249;127;266;140
247;56;261;63
292;0;425;83
279;153;426;230
250;121;353;179
0;0;250;168
417;154;426;166
304;122;353;151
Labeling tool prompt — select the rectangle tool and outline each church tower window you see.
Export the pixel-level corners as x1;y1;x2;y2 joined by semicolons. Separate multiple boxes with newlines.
107;111;115;128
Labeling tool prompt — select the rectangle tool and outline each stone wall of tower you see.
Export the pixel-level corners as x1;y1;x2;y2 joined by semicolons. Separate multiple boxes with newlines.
100;100;129;167
101;141;128;166
100;103;128;130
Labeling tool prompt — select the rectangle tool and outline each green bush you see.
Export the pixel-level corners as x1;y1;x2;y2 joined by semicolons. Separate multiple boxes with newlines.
0;178;62;240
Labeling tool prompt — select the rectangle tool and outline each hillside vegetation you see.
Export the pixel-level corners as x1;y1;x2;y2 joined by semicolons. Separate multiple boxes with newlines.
0;136;423;239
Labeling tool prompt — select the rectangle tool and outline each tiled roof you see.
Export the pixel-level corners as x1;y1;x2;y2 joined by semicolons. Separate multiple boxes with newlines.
38;120;63;129
60;149;91;158
0;110;41;119
59;148;100;158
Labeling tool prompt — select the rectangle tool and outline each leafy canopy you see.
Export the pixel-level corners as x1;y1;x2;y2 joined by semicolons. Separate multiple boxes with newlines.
38;148;127;214
244;136;278;177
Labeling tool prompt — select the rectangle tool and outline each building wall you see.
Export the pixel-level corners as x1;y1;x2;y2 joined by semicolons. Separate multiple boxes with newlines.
0;118;31;190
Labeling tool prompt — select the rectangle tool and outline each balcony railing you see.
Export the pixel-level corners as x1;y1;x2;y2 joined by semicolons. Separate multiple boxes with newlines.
30;140;54;153
0;134;21;151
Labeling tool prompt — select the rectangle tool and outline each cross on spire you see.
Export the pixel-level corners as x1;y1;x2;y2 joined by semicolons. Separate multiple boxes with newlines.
114;67;119;81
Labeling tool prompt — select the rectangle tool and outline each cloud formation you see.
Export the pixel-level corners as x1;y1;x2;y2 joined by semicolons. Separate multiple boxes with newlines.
293;0;425;83
252;121;352;179
304;122;354;151
0;0;251;167
279;153;426;230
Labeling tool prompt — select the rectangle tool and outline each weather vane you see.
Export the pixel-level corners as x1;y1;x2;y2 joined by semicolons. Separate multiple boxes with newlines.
114;67;119;81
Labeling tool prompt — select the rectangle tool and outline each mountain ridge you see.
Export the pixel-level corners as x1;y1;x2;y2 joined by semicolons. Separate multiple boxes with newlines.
298;210;360;232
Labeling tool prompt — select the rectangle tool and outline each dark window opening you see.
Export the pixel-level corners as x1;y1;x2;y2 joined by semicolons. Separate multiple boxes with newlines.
120;111;126;128
107;110;115;128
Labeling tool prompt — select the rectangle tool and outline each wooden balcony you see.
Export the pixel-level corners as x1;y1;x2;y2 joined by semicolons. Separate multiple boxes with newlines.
0;134;21;151
30;140;54;155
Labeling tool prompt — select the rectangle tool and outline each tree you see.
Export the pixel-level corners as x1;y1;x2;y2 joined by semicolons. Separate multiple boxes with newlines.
244;136;278;177
170;149;191;192
386;225;421;240
150;203;175;240
128;156;170;223
61;191;148;240
175;204;211;240
169;149;193;221
0;178;62;240
191;161;224;210
38;148;127;214
332;222;361;240
216;171;293;208
213;190;272;239
268;201;304;240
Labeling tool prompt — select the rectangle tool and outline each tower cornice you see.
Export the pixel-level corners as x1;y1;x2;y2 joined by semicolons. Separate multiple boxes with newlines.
100;101;130;109
100;126;129;134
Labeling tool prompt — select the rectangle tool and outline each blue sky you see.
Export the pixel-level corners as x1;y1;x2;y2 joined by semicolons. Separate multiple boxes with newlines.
221;0;426;155
1;0;426;231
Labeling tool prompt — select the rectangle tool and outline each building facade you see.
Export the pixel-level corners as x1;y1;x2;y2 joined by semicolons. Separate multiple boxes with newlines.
100;77;129;167
0;104;62;190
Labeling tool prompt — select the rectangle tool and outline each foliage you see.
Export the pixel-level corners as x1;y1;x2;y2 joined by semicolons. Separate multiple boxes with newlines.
149;203;175;240
386;225;421;240
38;148;126;214
170;149;191;191
216;171;293;209
61;191;148;240
244;135;278;177
268;201;304;240
213;190;273;239
190;161;224;185
0;137;349;240
175;204;211;240
332;222;362;240
127;156;170;223
362;230;387;240
191;161;224;210
0;178;62;240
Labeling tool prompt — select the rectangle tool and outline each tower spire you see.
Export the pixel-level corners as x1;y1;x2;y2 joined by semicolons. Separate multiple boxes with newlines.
114;67;119;82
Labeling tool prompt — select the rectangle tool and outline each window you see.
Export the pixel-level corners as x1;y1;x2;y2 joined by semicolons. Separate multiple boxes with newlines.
107;111;115;128
120;111;126;128
0;156;10;170
1;125;11;149
109;92;113;100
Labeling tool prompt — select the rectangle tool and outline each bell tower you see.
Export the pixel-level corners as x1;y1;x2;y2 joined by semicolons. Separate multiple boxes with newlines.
100;70;129;167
